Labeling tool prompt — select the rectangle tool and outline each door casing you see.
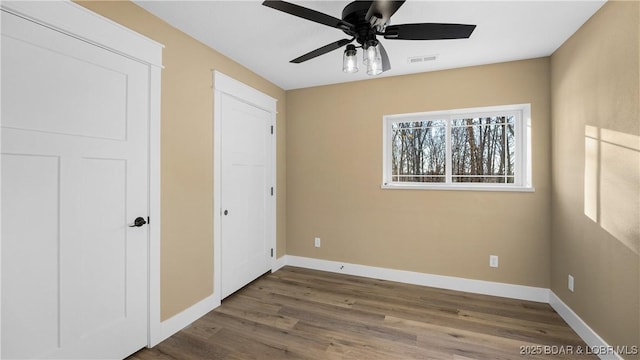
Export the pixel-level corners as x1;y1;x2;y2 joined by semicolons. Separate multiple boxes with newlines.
0;0;163;352
213;71;277;303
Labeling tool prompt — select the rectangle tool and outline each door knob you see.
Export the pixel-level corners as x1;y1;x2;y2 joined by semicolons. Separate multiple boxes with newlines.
223;210;229;216
129;217;147;227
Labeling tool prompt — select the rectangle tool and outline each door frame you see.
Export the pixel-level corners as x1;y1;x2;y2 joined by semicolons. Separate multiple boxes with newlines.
0;0;164;350
213;71;277;303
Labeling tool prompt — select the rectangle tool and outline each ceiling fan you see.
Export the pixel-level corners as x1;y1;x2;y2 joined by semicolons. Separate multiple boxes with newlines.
262;0;476;76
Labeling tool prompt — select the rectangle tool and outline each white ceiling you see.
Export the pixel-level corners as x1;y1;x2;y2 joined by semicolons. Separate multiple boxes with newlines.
133;0;605;90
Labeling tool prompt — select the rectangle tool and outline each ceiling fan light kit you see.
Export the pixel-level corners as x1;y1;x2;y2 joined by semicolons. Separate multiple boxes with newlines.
364;42;383;76
342;44;358;73
262;0;476;77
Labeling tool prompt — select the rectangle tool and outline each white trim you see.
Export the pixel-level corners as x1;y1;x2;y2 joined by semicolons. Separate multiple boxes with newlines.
213;71;277;304
549;292;624;360
381;183;535;192
268;101;278;272
147;66;163;346
385;104;532;120
0;26;3;358
213;86;223;305
272;256;288;272
1;1;163;68
382;103;532;191
156;294;220;345
214;71;276;113
0;1;164;350
274;255;623;359
283;255;549;303
133;254;624;360
445;113;453;182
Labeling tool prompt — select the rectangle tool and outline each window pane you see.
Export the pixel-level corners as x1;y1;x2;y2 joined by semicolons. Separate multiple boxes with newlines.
451;116;515;183
384;107;527;189
391;120;446;183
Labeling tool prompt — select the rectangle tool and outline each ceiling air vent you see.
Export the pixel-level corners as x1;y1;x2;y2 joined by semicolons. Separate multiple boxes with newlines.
408;55;438;64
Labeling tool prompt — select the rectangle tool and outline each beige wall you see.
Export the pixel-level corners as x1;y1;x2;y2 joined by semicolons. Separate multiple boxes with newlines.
77;1;287;320
76;0;638;349
286;58;551;287
550;0;640;350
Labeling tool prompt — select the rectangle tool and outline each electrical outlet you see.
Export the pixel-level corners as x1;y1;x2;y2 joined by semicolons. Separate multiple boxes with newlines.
568;275;574;292
489;255;499;268
314;237;321;248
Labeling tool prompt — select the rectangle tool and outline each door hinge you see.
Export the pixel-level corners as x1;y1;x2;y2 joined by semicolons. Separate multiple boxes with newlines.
270;248;274;257
270;125;274;134
270;187;274;196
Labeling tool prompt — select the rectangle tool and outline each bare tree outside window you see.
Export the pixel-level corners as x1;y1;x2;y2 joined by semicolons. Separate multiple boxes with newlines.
451;116;515;183
385;105;530;190
391;120;446;182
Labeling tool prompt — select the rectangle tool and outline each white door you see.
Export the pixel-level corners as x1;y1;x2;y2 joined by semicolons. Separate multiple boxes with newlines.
220;94;272;299
1;10;149;359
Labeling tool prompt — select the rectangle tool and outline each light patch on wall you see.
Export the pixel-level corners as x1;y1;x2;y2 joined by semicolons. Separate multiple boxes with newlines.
584;126;599;221
584;125;640;254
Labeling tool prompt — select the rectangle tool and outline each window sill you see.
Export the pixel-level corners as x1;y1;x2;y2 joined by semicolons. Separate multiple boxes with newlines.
381;183;535;192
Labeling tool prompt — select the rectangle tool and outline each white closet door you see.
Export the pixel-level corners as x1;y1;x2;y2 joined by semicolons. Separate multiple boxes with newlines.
220;94;272;299
1;9;149;359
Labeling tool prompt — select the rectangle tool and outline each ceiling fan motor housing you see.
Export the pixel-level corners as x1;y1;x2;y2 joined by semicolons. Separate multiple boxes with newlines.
342;1;379;46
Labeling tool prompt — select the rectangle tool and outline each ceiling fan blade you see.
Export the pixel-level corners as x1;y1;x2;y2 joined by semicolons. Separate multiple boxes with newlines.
366;0;405;28
290;38;353;63
383;23;476;40
263;1;353;31
378;41;391;72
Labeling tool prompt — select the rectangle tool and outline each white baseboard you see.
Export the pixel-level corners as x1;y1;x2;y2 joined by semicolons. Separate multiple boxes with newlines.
151;255;622;360
272;255;287;272
153;293;220;346
152;255;287;346
549;292;624;360
284;255;549;302
281;255;622;360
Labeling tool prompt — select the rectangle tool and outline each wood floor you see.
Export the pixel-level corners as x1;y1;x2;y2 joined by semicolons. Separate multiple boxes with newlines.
128;266;594;360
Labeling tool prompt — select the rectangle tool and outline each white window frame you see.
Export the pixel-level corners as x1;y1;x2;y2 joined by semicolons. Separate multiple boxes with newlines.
382;104;533;192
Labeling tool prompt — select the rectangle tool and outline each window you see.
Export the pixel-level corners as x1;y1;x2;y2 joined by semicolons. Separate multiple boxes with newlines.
382;104;532;191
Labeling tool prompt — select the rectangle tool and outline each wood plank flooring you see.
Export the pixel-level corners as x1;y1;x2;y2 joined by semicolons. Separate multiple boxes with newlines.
127;266;594;360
